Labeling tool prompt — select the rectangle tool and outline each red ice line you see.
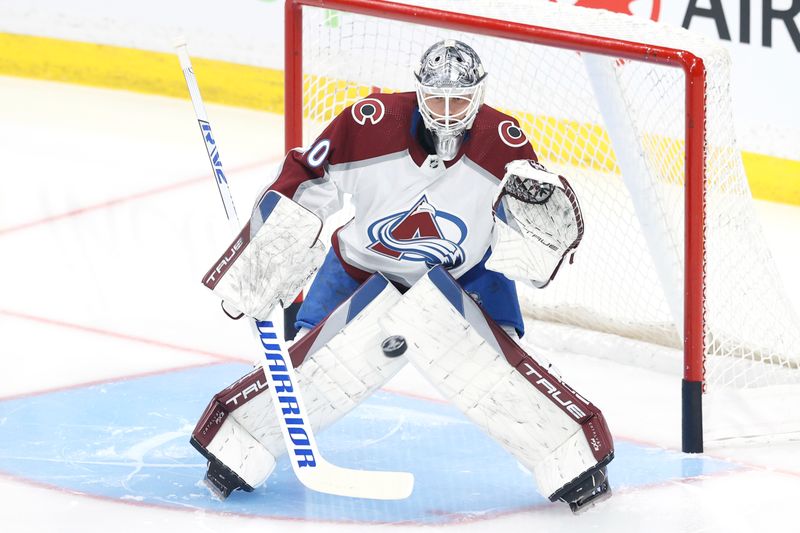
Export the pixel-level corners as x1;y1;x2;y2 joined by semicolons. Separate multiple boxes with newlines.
0;308;247;363
0;157;278;237
0;156;282;397
0;458;794;528
0;308;251;401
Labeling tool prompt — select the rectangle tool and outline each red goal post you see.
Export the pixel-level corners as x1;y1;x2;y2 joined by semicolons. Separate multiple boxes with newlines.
283;0;709;453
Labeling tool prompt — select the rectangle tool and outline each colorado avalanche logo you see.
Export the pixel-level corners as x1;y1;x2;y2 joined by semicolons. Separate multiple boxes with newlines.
367;196;467;268
498;120;529;148
351;98;386;125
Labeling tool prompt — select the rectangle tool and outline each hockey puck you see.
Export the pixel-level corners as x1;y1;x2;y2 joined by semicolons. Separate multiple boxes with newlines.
381;335;407;357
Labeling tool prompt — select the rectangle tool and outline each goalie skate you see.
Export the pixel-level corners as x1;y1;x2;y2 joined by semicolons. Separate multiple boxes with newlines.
190;439;254;500
550;461;613;514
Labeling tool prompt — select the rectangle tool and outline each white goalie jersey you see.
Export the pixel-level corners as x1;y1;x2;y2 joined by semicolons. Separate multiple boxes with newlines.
264;92;538;288
200;95;583;327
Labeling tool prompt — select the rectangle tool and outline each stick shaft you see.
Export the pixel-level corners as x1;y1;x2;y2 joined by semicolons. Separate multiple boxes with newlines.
175;43;239;227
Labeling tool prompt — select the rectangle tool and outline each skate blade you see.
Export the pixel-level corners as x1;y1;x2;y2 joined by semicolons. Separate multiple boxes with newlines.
569;486;612;514
202;475;232;502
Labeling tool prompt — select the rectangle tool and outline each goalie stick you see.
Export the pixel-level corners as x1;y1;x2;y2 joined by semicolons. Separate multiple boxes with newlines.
174;40;414;500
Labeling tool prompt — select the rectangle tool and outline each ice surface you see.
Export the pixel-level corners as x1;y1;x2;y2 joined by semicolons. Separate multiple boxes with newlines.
0;76;798;532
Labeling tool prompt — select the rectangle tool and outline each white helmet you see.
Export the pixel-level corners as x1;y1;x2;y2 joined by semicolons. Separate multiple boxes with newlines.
414;40;487;160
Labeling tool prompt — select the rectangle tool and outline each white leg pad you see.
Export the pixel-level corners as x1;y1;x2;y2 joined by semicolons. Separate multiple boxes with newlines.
201;274;407;483
379;267;612;497
236;303;407;458
205;416;277;489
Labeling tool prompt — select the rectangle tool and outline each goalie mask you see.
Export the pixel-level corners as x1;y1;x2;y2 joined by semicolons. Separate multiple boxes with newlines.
415;40;487;161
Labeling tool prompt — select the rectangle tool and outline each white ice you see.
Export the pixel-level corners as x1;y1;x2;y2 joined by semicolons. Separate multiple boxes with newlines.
0;75;798;532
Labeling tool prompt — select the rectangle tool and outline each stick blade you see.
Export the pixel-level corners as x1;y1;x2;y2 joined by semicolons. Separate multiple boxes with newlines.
298;461;414;500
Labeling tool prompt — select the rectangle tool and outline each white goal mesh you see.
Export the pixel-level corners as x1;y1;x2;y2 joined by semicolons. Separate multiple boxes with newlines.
292;1;800;403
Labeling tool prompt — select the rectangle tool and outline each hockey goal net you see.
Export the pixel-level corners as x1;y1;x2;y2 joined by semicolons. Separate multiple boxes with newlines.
284;0;800;448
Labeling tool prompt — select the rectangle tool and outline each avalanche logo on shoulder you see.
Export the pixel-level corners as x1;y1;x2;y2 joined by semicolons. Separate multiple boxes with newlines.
367;196;467;268
498;120;529;148
351;98;386;125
